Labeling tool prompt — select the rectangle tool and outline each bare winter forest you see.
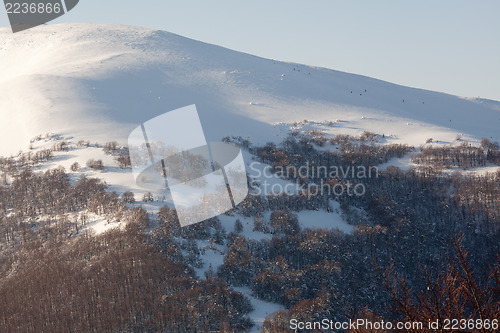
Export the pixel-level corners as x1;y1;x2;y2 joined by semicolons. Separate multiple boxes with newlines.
0;131;499;332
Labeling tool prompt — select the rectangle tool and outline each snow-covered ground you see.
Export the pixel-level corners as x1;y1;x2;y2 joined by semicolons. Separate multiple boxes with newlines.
79;213;125;236
2;23;499;330
1;23;500;157
33;138;156;203
191;209;354;281
233;287;285;333
297;209;354;234
185;201;353;331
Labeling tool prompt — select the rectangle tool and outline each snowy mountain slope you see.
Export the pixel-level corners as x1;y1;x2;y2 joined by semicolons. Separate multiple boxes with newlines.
1;23;499;157
2;24;498;330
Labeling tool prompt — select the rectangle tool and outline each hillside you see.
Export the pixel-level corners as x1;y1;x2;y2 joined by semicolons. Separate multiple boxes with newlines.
0;23;499;332
1;23;499;157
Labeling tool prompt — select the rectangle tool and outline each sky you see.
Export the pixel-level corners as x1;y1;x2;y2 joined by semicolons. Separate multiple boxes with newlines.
1;0;499;101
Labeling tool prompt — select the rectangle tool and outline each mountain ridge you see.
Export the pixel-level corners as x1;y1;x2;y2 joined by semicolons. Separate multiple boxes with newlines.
1;23;499;156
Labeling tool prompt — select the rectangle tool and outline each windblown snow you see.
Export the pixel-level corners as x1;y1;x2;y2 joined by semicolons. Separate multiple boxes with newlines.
1;23;499;156
2;23;500;330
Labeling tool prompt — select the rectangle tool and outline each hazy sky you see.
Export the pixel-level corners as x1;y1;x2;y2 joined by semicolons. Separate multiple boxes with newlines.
2;0;499;101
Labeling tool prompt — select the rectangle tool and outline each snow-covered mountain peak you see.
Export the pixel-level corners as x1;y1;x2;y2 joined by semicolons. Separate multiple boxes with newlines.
1;23;499;156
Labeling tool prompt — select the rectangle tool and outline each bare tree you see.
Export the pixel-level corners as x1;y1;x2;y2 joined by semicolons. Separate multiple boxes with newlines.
377;237;500;333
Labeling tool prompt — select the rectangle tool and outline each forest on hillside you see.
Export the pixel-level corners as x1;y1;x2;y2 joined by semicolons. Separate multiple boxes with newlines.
0;131;498;332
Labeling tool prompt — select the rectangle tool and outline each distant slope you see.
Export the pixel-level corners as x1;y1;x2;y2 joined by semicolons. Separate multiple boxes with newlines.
1;23;499;156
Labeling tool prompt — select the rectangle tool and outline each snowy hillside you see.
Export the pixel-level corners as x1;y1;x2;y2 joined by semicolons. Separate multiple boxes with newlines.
1;23;499;157
1;23;499;332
